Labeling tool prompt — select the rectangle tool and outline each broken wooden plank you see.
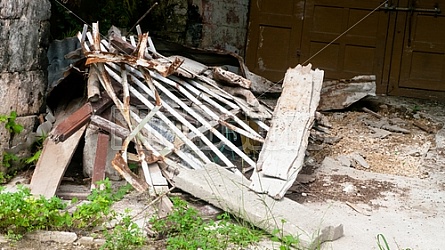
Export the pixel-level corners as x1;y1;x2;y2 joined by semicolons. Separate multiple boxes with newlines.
50;103;92;143
30;125;87;198
91;132;109;190
168;55;208;78
172;163;344;249
250;64;323;199
318;75;376;111
213;67;251;89
87;66;101;102
111;151;149;192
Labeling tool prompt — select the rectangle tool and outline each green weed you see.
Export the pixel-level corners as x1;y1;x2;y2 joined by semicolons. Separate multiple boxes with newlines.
0;111;44;182
2;152;20;169
0;186;70;236
72;179;131;228
0;111;23;135
101;212;146;250
377;234;412;250
150;197;262;250
270;219;301;250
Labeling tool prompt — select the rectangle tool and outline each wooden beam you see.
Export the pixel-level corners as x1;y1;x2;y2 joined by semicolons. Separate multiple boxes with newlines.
50;103;92;143
90;115;130;139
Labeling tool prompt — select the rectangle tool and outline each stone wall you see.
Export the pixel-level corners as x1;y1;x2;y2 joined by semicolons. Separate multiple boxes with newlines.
0;0;51;172
145;0;250;57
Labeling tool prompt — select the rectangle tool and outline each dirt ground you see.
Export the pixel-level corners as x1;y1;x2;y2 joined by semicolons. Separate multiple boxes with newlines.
287;96;444;204
286;96;445;250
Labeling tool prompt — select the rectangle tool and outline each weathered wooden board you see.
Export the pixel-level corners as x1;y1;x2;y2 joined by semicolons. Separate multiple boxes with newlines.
30;125;87;198
91;132;109;190
50;103;92;143
172;163;343;249
249;64;323;199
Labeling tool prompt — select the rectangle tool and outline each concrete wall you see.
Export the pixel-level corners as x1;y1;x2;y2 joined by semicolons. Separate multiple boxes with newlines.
145;0;250;57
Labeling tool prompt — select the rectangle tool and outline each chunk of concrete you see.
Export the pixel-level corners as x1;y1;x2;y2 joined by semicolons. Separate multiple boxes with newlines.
26;231;77;243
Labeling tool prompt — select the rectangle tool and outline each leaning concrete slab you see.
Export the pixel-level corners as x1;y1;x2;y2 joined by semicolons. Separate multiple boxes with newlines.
250;64;323;199
172;163;343;249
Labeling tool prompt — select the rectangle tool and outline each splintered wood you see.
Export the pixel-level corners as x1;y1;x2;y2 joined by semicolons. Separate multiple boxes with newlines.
76;22;268;191
250;64;324;199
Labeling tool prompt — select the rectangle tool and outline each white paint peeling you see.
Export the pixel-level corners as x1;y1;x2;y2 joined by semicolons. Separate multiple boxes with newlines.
258;57;265;71
259;26;264;48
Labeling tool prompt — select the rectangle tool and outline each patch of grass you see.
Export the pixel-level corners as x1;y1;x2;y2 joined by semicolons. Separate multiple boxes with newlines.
150;197;262;249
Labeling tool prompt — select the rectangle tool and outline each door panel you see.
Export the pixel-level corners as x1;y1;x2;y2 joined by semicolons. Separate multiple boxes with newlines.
391;0;445;94
301;0;389;82
245;0;305;82
245;0;445;99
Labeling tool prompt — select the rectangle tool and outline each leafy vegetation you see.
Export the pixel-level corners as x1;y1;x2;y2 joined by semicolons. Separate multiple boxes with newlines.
0;179;144;249
72;179;131;228
101;212;146;250
0;111;46;182
150;197;263;250
0;185;70;239
0;111;23;135
0;112;24;182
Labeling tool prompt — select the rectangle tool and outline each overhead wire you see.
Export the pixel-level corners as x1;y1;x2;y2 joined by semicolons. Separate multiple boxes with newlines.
257;0;388;99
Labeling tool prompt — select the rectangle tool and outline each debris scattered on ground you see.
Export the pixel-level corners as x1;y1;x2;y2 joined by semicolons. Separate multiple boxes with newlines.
18;19;445;249
26;22;345;247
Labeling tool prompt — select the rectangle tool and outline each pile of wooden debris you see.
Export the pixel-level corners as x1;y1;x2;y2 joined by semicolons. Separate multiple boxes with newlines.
28;23;380;248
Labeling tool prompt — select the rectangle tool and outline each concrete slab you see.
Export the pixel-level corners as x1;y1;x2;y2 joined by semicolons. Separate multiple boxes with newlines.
172;163;344;249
